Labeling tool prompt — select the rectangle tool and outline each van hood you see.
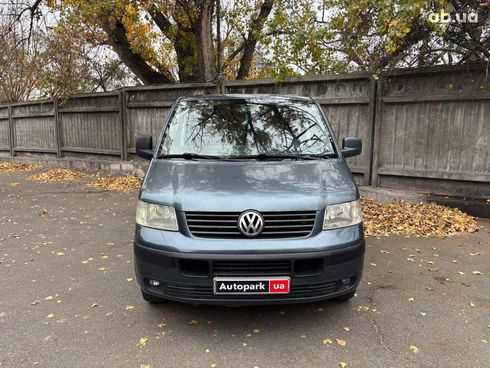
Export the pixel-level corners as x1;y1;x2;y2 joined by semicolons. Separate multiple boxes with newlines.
140;159;358;212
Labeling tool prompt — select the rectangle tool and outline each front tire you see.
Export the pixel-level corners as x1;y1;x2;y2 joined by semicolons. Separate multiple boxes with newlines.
141;290;166;303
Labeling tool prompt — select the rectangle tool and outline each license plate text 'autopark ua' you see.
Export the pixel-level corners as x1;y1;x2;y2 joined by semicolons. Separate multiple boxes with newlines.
214;278;290;295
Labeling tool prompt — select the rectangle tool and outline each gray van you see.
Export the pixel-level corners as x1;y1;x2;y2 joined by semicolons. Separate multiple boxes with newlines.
134;94;364;306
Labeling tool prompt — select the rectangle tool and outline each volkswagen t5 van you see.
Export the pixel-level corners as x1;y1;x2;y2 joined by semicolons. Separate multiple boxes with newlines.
134;94;364;306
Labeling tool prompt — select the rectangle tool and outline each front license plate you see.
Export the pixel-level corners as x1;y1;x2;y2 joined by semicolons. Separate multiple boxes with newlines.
213;277;290;295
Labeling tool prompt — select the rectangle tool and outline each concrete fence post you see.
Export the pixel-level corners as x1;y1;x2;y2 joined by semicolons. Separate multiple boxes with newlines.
370;78;384;187
54;98;62;158
119;90;128;160
365;77;378;186
8;105;14;157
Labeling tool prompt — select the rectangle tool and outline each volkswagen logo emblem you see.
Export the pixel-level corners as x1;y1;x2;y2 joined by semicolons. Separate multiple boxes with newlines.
238;210;264;237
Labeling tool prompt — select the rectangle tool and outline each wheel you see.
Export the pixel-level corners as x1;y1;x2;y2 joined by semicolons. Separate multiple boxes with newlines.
141;289;166;303
336;289;356;301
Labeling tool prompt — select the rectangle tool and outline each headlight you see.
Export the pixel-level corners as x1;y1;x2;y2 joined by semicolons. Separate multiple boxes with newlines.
135;200;178;231
323;199;362;230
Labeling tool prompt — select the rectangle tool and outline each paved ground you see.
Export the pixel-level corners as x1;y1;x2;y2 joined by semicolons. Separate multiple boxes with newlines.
0;170;489;368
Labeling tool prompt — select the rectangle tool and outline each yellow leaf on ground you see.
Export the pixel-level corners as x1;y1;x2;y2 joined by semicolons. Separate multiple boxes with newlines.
472;271;483;275
126;305;134;311
336;338;346;347
253;328;261;333
344;327;350;332
361;197;477;237
190;320;198;324
339;362;348;368
137;337;148;347
409;345;419;352
323;338;333;345
85;174;142;192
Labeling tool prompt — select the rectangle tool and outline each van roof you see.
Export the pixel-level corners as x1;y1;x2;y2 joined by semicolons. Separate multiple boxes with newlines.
180;94;313;103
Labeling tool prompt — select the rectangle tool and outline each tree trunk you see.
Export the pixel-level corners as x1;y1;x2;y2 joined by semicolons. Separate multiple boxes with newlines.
237;0;274;79
194;0;216;82
99;18;173;84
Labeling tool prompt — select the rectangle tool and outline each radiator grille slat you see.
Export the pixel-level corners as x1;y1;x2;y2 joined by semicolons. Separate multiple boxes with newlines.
186;211;316;239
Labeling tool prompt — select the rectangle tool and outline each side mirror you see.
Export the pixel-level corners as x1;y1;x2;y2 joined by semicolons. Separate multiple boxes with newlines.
135;135;154;160
341;137;362;158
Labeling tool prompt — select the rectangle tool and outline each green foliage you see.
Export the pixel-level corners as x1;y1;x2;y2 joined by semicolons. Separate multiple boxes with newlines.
261;0;489;76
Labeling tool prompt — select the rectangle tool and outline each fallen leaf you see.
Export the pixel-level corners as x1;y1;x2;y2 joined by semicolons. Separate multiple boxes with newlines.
343;327;350;332
0;162;41;174
451;259;459;264
127;278;134;282
470;302;477;307
205;348;210;353
28;168;89;183
126;305;134;311
190;320;199;325
469;252;480;256
408;297;414;302
336;338;346;347
409;345;419;352
85;175;142;193
253;328;261;333
472;271;483;275
361;197;477;238
137;337;148;347
91;303;98;308
339;362;348;368
323;338;333;345
47;313;54;319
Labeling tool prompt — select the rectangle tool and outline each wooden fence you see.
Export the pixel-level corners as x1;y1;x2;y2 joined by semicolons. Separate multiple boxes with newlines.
0;63;489;197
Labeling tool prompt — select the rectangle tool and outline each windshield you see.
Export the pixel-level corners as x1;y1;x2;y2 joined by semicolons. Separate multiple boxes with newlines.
158;98;336;157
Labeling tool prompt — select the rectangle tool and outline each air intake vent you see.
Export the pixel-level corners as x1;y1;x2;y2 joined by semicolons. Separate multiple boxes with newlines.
212;260;291;275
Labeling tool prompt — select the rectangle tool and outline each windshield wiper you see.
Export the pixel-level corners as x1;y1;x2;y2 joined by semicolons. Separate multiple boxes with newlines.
156;153;223;160
229;153;337;160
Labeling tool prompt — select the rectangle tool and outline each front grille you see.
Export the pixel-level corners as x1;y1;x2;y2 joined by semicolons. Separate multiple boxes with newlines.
213;260;291;275
185;211;316;239
161;280;339;300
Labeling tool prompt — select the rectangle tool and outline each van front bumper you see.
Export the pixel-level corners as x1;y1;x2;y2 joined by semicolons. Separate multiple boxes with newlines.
134;225;365;306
